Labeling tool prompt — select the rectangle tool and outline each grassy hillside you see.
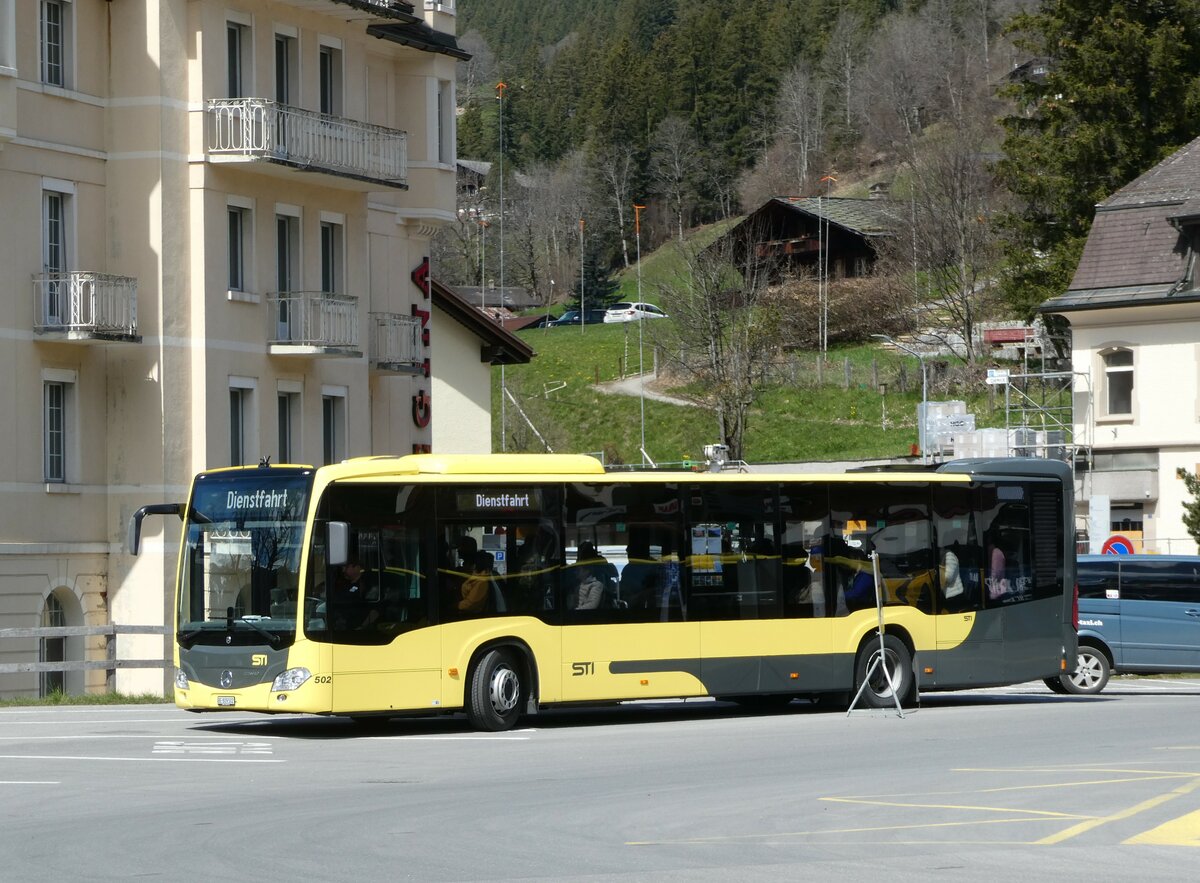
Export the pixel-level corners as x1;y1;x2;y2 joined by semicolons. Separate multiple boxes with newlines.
494;223;1014;465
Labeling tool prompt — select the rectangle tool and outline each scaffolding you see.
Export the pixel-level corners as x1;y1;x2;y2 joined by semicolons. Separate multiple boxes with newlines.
996;327;1092;472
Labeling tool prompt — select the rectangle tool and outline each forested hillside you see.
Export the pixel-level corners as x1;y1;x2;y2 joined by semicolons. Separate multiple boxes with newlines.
442;0;1200;458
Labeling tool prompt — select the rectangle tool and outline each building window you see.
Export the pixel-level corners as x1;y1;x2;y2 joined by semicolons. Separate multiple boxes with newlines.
274;33;297;105
227;21;250;98
229;377;257;467
320;220;343;293
40;0;69;88
319;43;342;116
278;390;300;463
322;392;345;465
276;212;299;338
42;187;71;324
230;387;246;466
437;80;453;165
1102;348;1134;417
44;380;67;482
228;204;250;292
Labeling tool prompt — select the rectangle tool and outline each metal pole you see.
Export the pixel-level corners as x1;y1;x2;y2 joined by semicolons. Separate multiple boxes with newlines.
635;203;647;462
872;334;929;464
496;82;506;452
579;218;585;334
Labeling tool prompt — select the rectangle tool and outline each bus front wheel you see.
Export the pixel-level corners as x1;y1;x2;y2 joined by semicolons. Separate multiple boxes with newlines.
854;635;914;708
467;649;524;731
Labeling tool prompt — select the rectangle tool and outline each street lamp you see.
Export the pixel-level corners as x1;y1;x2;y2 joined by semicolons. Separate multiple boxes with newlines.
872;334;929;463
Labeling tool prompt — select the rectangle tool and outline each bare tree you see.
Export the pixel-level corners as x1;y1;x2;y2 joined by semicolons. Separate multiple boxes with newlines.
820;9;869;139
774;61;829;194
593;142;637;269
653;230;786;461
876;120;1003;363
456;31;497;107
650;115;701;241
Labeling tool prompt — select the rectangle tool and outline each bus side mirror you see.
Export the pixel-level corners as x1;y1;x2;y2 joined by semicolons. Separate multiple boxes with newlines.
128;503;184;555
328;521;349;567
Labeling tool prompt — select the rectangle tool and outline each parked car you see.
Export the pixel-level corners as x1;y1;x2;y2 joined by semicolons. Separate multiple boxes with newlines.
603;302;668;323
550;309;608;327
1047;554;1200;695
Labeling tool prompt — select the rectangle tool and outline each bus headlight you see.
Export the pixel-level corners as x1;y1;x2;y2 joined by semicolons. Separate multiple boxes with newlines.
271;668;312;692
175;669;189;690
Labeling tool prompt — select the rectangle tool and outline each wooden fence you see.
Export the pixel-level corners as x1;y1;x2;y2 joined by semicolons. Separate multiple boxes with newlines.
0;625;170;686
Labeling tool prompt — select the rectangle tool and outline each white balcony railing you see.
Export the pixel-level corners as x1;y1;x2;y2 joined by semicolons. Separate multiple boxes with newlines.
267;292;359;351
206;98;407;188
369;312;423;372
33;272;139;340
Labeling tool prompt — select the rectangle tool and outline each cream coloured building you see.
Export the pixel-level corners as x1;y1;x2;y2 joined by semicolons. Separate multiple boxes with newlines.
1040;135;1200;556
0;0;529;698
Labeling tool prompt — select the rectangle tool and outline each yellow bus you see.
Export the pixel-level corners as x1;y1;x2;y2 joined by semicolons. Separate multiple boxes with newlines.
129;453;1077;730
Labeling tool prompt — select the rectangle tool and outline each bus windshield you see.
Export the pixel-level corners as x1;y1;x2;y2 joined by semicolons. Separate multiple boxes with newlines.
177;469;313;648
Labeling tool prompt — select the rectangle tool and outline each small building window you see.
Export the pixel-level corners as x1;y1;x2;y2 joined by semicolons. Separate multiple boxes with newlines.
320;220;343;294
322;391;345;465
1102;348;1134;417
40;0;70;88
319;43;342;116
227;21;250;98
228;205;251;292
44;380;67;481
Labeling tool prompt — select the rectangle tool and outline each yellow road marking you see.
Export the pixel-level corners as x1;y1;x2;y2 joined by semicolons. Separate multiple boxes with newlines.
820;796;1086;819
1124;808;1200;846
1036;775;1200;845
625;816;1062;847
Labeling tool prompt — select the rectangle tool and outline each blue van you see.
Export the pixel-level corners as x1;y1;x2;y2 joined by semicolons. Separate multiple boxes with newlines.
1049;554;1200;694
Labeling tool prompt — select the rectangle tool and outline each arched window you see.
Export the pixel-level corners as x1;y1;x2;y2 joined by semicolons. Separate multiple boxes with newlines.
40;593;65;697
1102;348;1134;417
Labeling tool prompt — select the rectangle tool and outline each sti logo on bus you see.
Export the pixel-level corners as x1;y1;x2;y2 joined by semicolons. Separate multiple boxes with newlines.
571;661;595;677
251;654;268;666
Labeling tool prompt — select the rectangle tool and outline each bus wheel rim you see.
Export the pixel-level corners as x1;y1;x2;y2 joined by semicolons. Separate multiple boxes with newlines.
490;665;520;714
869;649;900;697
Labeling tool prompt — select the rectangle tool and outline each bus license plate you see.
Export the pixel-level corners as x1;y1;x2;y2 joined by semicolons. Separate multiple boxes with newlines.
216;695;236;707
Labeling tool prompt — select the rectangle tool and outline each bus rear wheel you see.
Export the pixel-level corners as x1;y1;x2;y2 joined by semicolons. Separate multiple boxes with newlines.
467;649;524;731
1060;645;1110;695
854;635;914;708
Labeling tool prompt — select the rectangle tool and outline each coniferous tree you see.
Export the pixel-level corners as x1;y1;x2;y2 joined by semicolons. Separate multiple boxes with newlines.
995;0;1200;319
1177;467;1200;549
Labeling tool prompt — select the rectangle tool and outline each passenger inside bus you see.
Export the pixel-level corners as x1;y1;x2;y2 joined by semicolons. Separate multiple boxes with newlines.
458;550;498;615
619;538;661;610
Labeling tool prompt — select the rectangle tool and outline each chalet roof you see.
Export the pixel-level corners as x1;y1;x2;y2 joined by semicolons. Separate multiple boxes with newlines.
456;159;535;189
456;286;541;311
769;196;898;237
1040;135;1200;314
432;280;534;366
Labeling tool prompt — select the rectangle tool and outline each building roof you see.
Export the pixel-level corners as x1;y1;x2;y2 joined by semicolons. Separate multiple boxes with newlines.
770;196;899;237
432;280;534;365
456;286;541;311
1040;136;1200;315
368;18;471;60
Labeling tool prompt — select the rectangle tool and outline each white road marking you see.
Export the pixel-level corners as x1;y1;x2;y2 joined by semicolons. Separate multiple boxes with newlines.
153;741;273;756
0;754;282;764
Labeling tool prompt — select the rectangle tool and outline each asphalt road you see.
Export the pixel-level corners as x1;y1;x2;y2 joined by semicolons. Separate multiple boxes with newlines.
3;677;1199;881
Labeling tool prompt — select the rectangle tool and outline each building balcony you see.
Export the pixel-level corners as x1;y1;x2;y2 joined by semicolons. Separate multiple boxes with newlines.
274;0;420;23
369;312;425;374
33;272;141;343
206;98;407;189
267;292;362;357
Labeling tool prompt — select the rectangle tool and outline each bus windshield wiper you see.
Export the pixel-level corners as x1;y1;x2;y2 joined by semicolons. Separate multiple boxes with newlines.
237;616;282;649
